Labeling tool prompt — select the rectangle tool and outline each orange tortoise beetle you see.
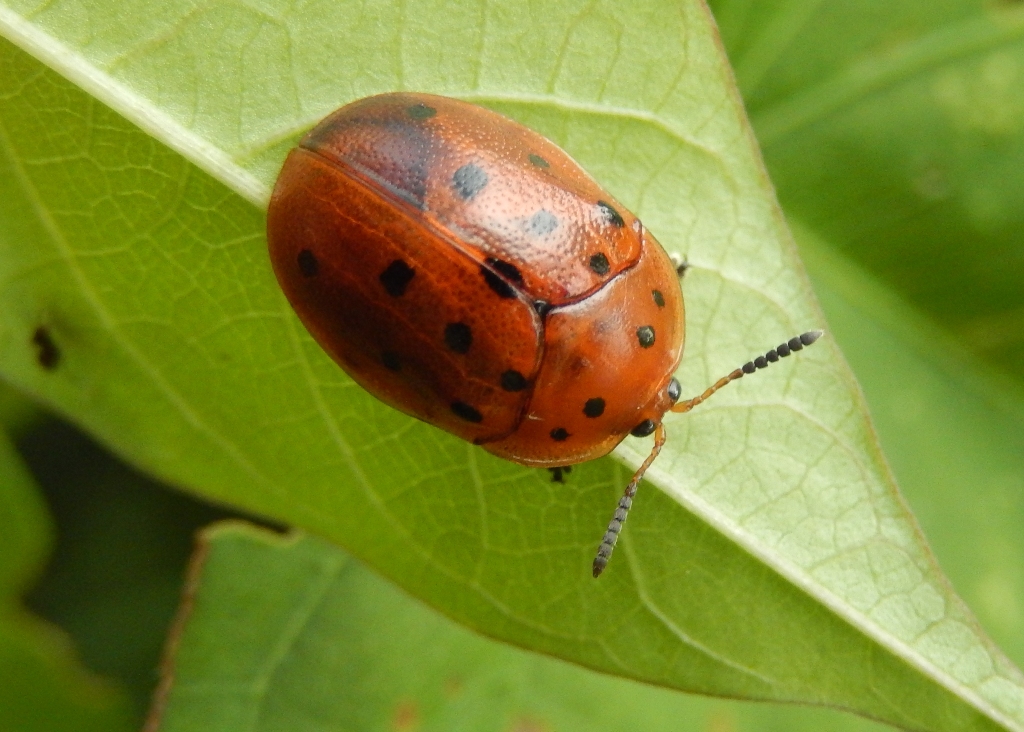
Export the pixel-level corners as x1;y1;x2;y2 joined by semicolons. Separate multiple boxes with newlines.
266;93;822;576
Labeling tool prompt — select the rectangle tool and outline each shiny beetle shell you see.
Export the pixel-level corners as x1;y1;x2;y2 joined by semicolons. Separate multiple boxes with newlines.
267;92;685;467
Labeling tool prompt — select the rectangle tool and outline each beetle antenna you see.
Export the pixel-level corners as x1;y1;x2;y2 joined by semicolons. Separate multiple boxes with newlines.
671;330;823;415
593;423;667;577
592;330;823;578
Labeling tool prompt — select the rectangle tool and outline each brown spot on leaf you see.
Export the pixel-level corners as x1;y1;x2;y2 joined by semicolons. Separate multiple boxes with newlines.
392;700;420;731
32;326;60;370
706;709;738;732
507;717;552;732
443;676;463;698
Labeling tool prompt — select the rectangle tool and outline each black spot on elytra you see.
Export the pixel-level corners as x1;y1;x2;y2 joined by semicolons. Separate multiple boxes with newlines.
636;326;656;348
528;210;558;236
483;257;524;298
529;153;550;168
550;427;570;442
406;103;436;120
475;264;516;300
652;290;665;308
589;253;610;276
380;260;415;297
583;398;605;418
444;322;473;353
297;249;318;277
631;419;656;437
451;401;483;423
32;327;59;370
488;258;523;283
452;163;489;200
382;351;401;371
667;377;681;402
500;370;528;392
597;201;625;228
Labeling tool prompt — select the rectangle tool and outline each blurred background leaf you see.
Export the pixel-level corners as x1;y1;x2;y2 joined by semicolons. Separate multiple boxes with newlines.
0;391;132;732
710;0;1024;375
18;415;230;722
154;522;900;732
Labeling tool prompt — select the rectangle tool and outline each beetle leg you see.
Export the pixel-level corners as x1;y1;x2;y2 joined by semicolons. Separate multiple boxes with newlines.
670;253;689;278
548;466;573;483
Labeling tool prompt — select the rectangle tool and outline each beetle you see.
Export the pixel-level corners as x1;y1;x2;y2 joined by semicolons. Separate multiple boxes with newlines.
266;92;821;576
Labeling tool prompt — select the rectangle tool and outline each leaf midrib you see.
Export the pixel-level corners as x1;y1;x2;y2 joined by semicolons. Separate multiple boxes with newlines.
0;5;270;206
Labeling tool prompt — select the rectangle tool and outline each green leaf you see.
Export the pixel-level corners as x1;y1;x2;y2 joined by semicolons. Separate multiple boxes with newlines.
20;416;236;722
0;1;1021;730
0;428;132;732
155;522;897;732
711;0;1024;377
